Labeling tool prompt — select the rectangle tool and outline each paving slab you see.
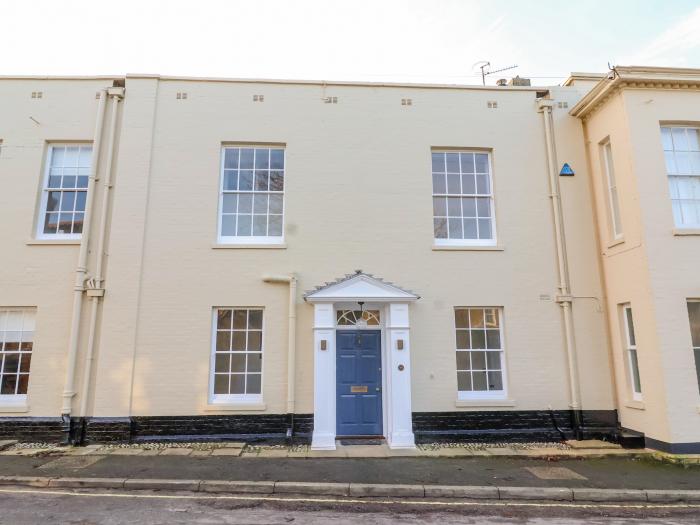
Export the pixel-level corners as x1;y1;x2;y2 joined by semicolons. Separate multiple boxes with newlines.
525;466;587;480
210;448;242;457
646;489;700;502
38;455;104;470
349;483;424;497
108;448;145;456
0;476;53;487
566;440;621;450
484;447;516;456
48;477;125;489
124;478;200;491
499;486;573;501
158;448;192;456
275;481;349;496
200;480;274;494
424;485;499;499
0;440;18;451
573;488;647;502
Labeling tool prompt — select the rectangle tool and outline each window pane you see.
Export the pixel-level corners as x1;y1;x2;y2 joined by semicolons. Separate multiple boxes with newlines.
221;215;236;236
270;171;284;191
269;215;283;236
456;330;469;349
224;148;239;169
270;149;284;170
486;351;501;369
448;218;463;239
233;310;247;329
214;374;229;394
460;153;474;173
470;309;485;328
217;309;232;329
230;375;245;394
434;218;447;238
222;194;237;213
248;331;262;351
236;215;252;236
446;153;460;172
471;351;486;370
447;174;461;194
456;351;469;370
248;310;263;329
216;331;231;351
432;173;446;194
431;152;445;173
487;371;503;391
629;349;642;393
247;353;262;373
254;171;269;191
231;332;246;351
269;194;283;214
463;219;477;239
224;170;238;190
215;354;230;373
475;154;489;173
454;309;470;329
231;354;246;373
238;170;254;191
478;218;492;239
472;371;487;391
253;215;267;236
246;374;261;394
687;302;700;347
625;308;636;346
240;148;254;169
457;371;472;391
17;374;29;395
486;330;500;349
254;149;270;169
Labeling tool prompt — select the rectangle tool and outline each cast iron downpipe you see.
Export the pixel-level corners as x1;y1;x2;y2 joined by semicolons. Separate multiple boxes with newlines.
262;274;297;440
60;89;109;443
538;98;584;440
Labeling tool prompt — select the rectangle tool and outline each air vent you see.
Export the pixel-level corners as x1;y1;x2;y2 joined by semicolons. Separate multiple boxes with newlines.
323;96;338;104
31;91;43;99
253;94;264;102
557;101;569;109
176;92;188;100
401;98;413;106
487;100;498;109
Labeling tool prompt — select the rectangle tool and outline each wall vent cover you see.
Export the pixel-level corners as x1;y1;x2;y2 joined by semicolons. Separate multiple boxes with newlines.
487;100;498;109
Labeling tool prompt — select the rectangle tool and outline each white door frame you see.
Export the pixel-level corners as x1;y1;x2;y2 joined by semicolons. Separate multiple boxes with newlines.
304;273;418;450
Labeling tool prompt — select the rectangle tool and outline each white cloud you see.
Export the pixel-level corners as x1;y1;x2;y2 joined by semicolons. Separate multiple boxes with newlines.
620;6;700;66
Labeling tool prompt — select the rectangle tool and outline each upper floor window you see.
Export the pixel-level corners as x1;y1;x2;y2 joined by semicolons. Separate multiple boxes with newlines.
661;126;700;228
622;304;642;401
211;308;263;403
432;151;496;246
218;146;285;244
38;144;92;239
601;140;623;239
454;307;506;399
0;309;34;401
686;301;700;394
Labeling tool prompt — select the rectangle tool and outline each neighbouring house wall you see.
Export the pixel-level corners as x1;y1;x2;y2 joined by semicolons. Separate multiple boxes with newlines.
621;88;700;445
582;91;671;443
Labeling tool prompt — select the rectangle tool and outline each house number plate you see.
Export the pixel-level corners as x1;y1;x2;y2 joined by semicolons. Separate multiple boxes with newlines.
350;386;368;393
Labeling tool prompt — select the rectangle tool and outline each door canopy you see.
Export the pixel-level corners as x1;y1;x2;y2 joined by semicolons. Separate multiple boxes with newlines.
304;270;420;303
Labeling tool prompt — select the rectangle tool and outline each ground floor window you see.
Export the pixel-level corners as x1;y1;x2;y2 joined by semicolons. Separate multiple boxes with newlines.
0;309;34;399
622;304;642;401
454;307;506;399
686;301;700;394
211;308;263;402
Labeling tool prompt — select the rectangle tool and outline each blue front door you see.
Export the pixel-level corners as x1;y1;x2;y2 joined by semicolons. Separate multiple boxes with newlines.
336;330;383;436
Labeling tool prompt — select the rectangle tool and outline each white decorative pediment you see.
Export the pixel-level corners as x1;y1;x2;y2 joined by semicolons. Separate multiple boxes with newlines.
304;271;419;303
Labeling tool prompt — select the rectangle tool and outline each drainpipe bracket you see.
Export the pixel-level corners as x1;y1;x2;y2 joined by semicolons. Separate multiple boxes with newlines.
107;87;125;98
555;294;573;304
86;288;105;297
537;99;554;111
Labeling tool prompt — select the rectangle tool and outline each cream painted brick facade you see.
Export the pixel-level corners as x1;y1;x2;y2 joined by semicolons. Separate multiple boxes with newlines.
0;67;698;452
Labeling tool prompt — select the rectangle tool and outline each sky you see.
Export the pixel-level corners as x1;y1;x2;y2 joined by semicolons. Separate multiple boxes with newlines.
1;0;700;85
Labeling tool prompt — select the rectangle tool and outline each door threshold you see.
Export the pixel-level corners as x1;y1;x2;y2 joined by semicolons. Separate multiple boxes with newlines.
337;437;385;446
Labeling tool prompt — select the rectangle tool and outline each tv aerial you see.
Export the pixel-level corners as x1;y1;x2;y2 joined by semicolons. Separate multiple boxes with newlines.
472;61;518;86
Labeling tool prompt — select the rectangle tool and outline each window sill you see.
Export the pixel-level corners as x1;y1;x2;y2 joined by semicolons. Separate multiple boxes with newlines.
455;398;515;408
624;400;645;411
212;243;287;250
607;237;625;249
26;239;81;245
204;402;267;412
0;404;29;413
673;228;700;236
433;244;504;252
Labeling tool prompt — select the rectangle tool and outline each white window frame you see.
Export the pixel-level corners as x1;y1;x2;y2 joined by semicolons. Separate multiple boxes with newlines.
454;307;507;401
217;146;286;245
0;308;35;405
36;143;92;240
660;125;700;229
432;150;497;247
209;307;264;405
601;140;623;239
622;304;642;401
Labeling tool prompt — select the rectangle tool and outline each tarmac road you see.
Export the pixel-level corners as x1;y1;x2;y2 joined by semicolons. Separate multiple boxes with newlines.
0;486;699;524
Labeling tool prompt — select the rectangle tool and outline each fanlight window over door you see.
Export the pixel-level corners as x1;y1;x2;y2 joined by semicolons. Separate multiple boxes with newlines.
336;309;381;327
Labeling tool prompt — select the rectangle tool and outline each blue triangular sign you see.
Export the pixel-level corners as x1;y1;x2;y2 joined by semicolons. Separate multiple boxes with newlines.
559;163;575;176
